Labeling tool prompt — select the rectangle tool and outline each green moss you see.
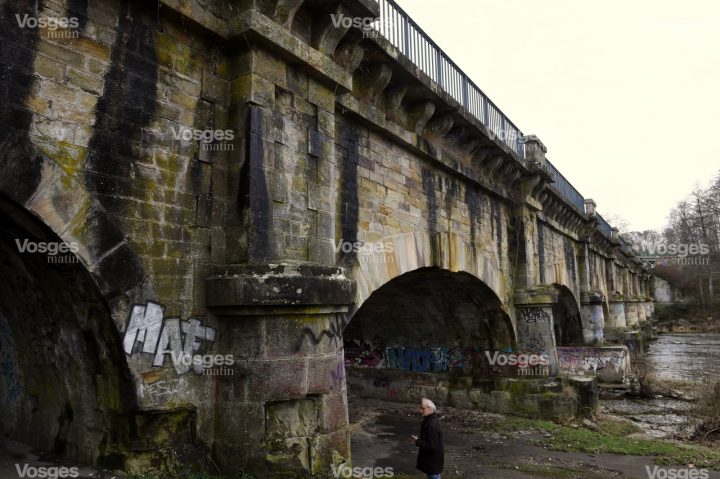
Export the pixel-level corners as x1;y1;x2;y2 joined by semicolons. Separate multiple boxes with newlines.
39;141;87;190
503;463;610;479
483;415;720;469
128;472;255;479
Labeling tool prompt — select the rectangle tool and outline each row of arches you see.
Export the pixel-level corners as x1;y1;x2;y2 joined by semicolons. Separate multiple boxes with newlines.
0;191;588;469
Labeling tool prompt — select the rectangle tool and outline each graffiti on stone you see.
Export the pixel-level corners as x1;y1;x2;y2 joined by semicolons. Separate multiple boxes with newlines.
296;314;344;352
521;333;547;351
557;347;626;379
344;339;384;368
519;308;550;323
123;301;217;375
141;378;182;405
330;359;345;392
386;346;449;372
405;375;440;398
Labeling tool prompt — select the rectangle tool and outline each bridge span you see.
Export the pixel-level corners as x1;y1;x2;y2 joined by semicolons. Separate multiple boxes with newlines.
0;0;653;475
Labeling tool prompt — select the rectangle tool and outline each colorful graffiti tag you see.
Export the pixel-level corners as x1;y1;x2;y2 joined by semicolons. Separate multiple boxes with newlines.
385;346;450;372
344;339;385;368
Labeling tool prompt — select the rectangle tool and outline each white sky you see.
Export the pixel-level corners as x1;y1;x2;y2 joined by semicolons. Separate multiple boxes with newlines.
393;0;720;232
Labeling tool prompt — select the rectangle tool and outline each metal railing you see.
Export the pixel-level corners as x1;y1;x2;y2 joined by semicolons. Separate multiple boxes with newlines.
371;0;627;241
595;213;613;239
544;159;585;213
374;0;525;157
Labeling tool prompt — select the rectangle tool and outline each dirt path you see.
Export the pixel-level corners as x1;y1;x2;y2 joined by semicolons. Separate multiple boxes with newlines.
349;398;720;479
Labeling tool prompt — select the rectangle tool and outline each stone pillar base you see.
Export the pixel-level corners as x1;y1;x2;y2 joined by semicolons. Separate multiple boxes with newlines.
608;296;627;330
581;291;605;345
626;301;642;329
206;264;355;477
514;288;560;376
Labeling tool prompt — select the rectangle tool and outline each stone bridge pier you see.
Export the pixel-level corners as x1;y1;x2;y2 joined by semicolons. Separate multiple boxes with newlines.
0;0;655;476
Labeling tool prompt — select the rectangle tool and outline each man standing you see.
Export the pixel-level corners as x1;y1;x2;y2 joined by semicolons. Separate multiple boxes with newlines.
411;398;444;479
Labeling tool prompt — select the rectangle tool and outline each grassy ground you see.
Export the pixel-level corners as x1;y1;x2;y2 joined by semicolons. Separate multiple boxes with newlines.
128;473;255;479
484;415;720;469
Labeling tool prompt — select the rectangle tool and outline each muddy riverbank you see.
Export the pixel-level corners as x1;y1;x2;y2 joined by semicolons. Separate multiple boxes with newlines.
349;333;720;478
349;396;720;479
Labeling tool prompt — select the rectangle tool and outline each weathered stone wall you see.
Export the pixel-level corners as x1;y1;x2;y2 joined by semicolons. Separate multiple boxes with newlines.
0;0;656;475
535;220;581;297
0;0;235;443
654;276;680;304
347;369;578;420
588;250;610;298
557;346;631;384
340;115;515;314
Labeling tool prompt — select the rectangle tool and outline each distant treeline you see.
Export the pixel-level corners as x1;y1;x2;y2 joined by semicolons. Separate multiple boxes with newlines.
624;170;720;312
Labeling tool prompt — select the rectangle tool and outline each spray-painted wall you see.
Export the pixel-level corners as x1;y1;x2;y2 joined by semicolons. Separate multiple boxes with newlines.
0;0;655;475
557;346;631;384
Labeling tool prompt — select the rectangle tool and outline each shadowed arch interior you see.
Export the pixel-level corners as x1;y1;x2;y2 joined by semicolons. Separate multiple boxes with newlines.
344;267;514;378
0;194;138;466
552;284;584;346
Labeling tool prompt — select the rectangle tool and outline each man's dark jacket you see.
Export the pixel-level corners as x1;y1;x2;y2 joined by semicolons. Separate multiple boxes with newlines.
415;412;444;474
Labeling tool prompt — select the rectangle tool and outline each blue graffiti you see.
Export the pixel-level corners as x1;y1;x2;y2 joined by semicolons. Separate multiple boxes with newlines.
386;346;450;372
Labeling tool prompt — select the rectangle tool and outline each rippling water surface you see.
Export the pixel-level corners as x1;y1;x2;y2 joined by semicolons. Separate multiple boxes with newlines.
646;333;720;381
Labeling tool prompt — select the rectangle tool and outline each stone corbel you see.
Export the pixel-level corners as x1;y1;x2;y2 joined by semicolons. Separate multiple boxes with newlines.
445;126;468;145
425;112;455;137
472;146;496;167
313;4;353;56
408;101;436;135
385;83;408;117
358;63;393;103
333;42;365;72
270;0;306;28
461;136;482;155
484;155;504;176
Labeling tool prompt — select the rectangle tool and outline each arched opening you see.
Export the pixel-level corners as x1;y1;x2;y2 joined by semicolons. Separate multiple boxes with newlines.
0;194;137;467
552;284;584;346
343;267;515;404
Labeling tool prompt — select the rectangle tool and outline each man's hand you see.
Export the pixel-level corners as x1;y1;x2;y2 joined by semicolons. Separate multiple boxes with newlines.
410;435;418;444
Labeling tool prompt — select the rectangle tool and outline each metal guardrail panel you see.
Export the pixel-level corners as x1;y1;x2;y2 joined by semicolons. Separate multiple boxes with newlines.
595;213;613;238
372;0;630;238
375;0;524;157
544;159;585;213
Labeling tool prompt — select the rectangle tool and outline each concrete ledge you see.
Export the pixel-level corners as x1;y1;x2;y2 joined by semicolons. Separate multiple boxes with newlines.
514;286;559;306
347;367;577;420
558;346;631;384
229;10;353;91
206;263;356;309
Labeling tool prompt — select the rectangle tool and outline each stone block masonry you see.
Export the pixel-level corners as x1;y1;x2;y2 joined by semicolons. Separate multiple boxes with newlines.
0;0;654;477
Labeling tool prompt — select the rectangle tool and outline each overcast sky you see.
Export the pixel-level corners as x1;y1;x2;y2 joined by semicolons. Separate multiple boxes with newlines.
394;0;720;232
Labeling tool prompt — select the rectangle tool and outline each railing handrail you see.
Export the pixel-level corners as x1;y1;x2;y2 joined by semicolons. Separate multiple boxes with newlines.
544;159;585;213
595;213;613;239
374;0;525;157
372;0;628;242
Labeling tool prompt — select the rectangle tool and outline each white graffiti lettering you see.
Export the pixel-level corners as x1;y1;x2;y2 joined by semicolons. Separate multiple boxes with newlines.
123;302;217;375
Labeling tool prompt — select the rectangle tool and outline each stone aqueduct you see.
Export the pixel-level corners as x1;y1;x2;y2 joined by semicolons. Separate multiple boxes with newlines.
0;0;653;476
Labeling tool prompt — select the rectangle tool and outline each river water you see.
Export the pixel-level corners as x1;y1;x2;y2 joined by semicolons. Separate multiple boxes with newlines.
602;333;720;439
645;333;720;381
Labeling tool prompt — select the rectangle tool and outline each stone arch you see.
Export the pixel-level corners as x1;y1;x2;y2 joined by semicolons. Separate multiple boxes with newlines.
0;192;139;466
348;231;511;323
551;283;584;346
0;132;146;305
343;266;516;406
